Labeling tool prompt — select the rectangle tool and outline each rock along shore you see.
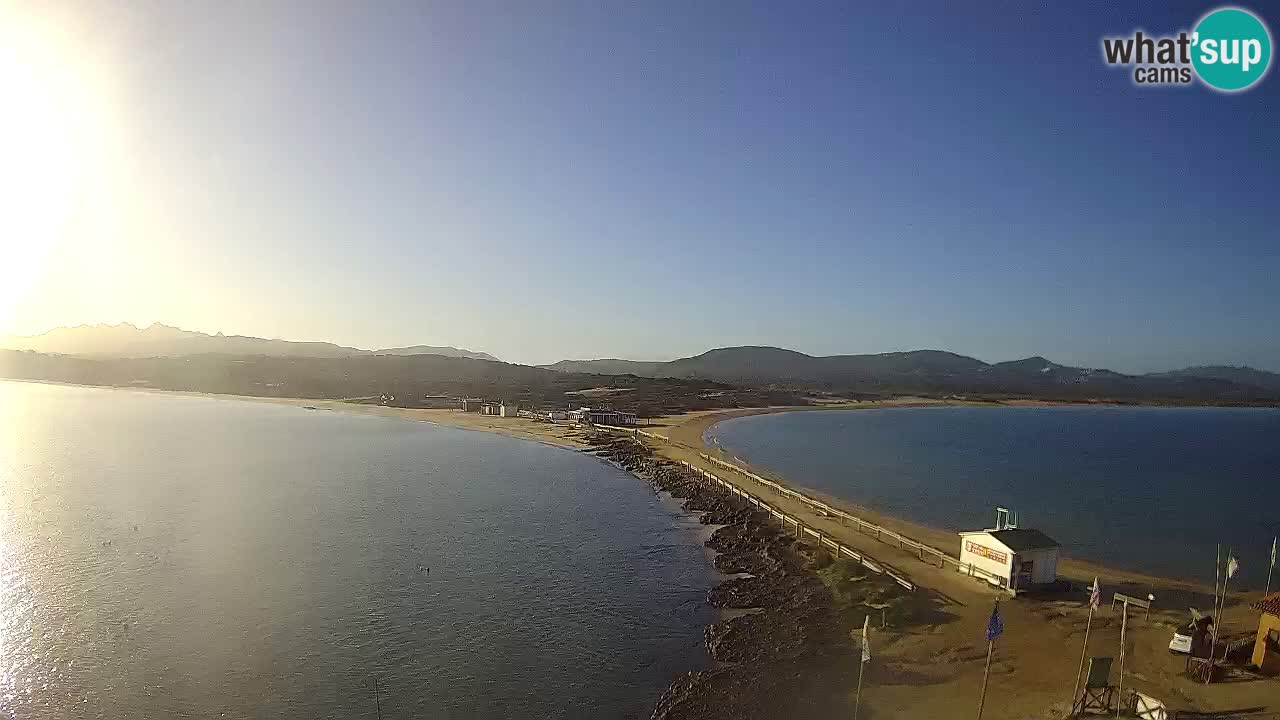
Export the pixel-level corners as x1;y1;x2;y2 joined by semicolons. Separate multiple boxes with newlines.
586;433;858;720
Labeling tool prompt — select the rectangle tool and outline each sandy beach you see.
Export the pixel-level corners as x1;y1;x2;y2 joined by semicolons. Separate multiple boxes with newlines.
353;396;1277;718
25;383;1278;717
268;393;1276;717
623;405;1279;718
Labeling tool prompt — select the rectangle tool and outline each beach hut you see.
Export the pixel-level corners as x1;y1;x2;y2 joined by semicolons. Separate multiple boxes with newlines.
959;516;1060;592
1250;592;1280;674
499;402;520;418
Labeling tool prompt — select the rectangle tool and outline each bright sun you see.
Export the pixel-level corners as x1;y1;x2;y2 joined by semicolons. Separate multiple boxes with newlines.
0;11;94;329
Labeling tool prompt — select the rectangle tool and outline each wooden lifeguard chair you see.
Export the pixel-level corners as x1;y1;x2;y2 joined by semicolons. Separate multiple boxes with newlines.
1072;656;1115;716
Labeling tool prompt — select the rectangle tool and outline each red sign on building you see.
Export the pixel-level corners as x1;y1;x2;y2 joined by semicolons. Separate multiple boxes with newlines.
965;540;1008;565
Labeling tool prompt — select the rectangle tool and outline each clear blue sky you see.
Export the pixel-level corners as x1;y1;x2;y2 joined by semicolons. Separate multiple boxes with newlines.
5;1;1277;371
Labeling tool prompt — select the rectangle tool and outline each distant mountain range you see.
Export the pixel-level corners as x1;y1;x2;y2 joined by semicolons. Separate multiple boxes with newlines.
4;326;1277;406
0;349;800;416
1148;365;1280;392
0;324;499;362
543;347;1280;402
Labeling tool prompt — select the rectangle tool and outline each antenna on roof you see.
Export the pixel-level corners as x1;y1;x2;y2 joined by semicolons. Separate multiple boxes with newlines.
994;507;1018;530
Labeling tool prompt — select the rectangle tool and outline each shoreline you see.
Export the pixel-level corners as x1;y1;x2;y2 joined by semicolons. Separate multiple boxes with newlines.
585;434;862;719
652;402;1277;594
7;379;1276;714
617;406;1278;717
3;378;1248;592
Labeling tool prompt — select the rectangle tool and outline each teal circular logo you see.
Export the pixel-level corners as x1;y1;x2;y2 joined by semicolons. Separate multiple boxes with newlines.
1192;8;1272;91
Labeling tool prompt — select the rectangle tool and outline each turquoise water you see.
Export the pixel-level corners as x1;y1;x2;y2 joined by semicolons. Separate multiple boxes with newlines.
707;405;1280;586
0;380;718;719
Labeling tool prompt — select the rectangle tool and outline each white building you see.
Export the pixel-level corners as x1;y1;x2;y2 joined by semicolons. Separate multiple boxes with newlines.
499;403;519;418
567;407;638;426
958;527;1060;592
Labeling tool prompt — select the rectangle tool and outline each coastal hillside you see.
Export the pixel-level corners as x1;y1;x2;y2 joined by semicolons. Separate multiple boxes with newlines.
540;358;667;376
1147;365;1280;392
544;346;1280;404
1;323;499;362
0;350;801;416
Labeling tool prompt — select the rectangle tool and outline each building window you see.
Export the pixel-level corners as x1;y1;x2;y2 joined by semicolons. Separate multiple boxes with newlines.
1020;561;1034;573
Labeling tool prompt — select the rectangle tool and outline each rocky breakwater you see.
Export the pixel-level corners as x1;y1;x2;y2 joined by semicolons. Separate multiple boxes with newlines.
586;434;856;720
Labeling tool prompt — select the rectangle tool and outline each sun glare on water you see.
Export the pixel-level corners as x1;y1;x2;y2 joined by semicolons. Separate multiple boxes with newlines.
0;8;107;330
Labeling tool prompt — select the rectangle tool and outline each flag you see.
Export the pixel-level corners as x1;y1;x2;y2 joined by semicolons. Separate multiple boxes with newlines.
1227;554;1240;579
861;615;872;663
1088;577;1101;610
986;601;1004;642
1271;537;1277;568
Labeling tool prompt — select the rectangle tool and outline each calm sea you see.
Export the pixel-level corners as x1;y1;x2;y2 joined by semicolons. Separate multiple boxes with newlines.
0;380;718;719
707;406;1280;587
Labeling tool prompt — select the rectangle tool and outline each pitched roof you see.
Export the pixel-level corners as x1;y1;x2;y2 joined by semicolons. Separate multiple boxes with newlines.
987;528;1060;551
1253;592;1280;617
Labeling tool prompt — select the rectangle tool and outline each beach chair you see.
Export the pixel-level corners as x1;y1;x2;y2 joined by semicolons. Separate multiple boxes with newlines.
1072;656;1114;716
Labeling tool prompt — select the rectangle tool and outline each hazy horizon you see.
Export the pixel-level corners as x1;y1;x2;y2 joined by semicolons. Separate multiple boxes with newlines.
6;319;1280;375
2;2;1276;371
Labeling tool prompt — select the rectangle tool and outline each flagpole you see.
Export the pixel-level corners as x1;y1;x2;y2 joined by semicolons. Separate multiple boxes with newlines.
1071;578;1100;712
1207;545;1222;685
1213;544;1222;621
977;600;1001;720
1266;536;1276;597
976;638;994;720
1206;548;1234;684
854;654;866;720
1217;552;1234;667
855;614;870;720
1115;598;1127;717
1071;602;1095;710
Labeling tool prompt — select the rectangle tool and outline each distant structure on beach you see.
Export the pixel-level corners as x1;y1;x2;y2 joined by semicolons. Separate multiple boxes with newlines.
459;398;486;413
959;507;1060;593
568;407;638;426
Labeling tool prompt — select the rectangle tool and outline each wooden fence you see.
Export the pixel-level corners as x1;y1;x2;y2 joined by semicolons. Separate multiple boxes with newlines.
678;460;915;591
596;424;1010;590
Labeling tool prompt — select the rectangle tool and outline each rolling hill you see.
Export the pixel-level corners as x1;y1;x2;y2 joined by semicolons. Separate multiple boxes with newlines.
0;349;802;416
544;346;1280;403
1147;365;1280;392
1;324;498;362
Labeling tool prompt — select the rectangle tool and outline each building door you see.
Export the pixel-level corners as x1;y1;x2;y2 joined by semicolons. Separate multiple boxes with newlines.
1016;559;1034;589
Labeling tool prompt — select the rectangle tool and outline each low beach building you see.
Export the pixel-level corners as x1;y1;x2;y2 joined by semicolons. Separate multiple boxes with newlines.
958;524;1060;592
1250;592;1280;674
499;402;519;418
459;398;485;413
567;407;638;426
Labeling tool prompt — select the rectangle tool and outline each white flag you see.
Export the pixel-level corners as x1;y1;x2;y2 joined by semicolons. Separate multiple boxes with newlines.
1271;537;1277;568
1227;555;1239;579
861;615;871;663
1088;577;1101;610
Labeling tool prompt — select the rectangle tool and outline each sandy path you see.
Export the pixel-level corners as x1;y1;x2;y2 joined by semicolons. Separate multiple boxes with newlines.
639;406;1278;719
